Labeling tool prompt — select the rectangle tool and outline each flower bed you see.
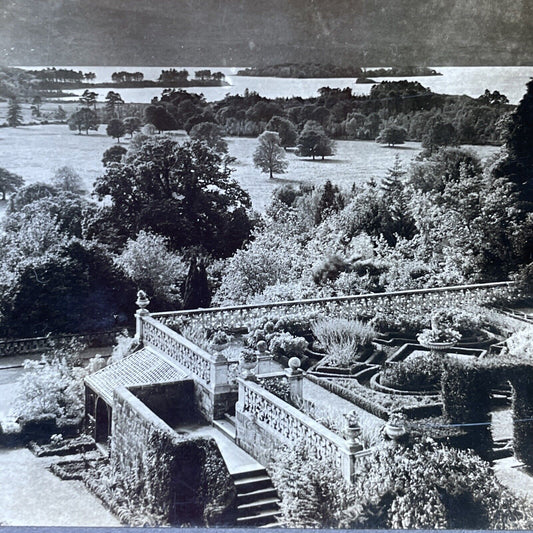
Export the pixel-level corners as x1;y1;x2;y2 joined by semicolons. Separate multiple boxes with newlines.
29;434;95;457
50;454;107;480
307;374;442;420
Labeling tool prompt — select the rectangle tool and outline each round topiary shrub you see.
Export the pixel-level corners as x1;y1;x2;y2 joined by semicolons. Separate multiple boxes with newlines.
380;354;442;391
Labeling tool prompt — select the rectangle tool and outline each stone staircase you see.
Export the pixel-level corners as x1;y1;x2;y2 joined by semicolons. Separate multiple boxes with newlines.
213;413;237;441
213;414;282;528
233;465;282;528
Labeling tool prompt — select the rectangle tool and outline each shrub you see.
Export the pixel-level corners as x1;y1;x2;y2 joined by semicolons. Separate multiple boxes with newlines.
311;317;375;366
339;439;533;529
380;354;442;391
13;343;87;424
259;376;291;404
270;443;350;528
441;358;493;456
511;369;533;468
505;325;533;360
268;331;308;358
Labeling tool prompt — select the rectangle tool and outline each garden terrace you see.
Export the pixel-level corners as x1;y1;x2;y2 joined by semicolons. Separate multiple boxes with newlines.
151;282;514;333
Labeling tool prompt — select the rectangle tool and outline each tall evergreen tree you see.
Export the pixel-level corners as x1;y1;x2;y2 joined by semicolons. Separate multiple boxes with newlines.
182;257;211;309
315;180;344;225
7;98;23;127
381;154;406;194
496;79;533;205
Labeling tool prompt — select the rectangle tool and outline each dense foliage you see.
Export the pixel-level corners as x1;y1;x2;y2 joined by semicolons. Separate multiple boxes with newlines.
271;439;533;529
92;137;252;257
13;342;87;424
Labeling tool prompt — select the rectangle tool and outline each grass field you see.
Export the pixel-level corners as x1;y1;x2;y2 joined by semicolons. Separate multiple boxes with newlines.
0;123;500;213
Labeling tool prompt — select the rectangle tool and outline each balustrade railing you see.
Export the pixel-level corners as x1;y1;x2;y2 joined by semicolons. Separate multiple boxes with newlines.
150;281;514;332
141;316;215;387
236;377;360;481
0;329;122;357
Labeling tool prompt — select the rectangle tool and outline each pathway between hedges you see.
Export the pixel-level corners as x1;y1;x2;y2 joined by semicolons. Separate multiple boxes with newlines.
0;447;121;527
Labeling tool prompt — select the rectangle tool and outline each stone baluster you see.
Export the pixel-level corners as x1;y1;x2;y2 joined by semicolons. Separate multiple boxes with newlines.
135;290;150;343
211;351;230;393
285;357;303;403
255;340;273;375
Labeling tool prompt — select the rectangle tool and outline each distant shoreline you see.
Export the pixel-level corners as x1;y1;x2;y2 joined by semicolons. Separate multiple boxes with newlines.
236;64;442;79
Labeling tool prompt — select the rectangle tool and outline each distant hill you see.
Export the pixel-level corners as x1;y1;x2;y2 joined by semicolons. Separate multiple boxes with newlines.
1;0;531;67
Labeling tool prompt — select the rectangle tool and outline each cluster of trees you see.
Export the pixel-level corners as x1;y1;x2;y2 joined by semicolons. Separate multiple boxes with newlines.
238;63;440;79
111;71;144;83
158;69;225;84
142;81;506;146
194;70;225;81
27;68;96;85
213;82;533;306
0;135;255;338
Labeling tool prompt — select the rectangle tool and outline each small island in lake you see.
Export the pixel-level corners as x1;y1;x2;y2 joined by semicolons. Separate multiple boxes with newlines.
24;67;229;97
237;63;441;78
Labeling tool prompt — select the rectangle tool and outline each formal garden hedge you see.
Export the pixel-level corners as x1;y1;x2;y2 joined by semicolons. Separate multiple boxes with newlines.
441;356;533;465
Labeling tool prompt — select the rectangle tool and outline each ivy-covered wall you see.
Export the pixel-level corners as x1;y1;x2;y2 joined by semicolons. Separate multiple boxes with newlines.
111;386;236;526
130;380;201;427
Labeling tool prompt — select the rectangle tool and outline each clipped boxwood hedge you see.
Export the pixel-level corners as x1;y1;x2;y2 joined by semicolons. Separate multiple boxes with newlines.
441;358;494;457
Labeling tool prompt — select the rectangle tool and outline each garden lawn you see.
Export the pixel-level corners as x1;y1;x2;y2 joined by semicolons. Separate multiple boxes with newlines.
0;124;500;212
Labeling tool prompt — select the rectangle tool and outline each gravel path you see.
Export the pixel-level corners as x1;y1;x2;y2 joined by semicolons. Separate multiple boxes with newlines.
0;448;120;527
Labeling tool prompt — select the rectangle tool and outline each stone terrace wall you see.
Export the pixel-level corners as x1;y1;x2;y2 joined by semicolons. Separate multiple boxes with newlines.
112;386;236;526
130;380;201;427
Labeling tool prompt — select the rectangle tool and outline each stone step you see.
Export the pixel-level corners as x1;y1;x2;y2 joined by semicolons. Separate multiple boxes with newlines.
224;412;236;424
237;496;280;514
232;465;267;480
236;508;281;526
258;521;282;528
236;487;278;505
234;474;272;493
212;418;236;441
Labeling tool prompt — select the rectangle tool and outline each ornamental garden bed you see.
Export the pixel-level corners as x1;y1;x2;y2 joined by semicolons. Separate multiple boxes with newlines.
308;374;442;420
29;434;95;457
50;454;107;480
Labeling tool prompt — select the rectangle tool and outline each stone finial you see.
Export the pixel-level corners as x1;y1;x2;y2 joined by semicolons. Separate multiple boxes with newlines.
257;340;268;354
136;290;150;314
287;356;302;375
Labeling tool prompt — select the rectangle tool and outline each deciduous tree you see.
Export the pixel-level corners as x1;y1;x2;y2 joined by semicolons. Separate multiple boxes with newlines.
297;121;334;160
123;116;142;137
102;145;127;167
106;118;126;142
68;107;99;135
189;121;228;153
92;137;252;256
376;125;408;146
253;131;288;179
52;166;84;194
0;168;24;200
266;116;298;147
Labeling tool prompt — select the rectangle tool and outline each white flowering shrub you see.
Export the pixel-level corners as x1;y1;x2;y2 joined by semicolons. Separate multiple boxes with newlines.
14;345;87;422
506;325;533;360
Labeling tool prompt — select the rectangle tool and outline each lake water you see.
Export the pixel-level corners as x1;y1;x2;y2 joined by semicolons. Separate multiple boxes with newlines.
18;65;533;104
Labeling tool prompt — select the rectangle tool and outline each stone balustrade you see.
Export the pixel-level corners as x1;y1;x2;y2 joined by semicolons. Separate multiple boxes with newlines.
141;316;215;387
235;376;362;482
151;281;514;332
0;329;121;358
139;315;237;420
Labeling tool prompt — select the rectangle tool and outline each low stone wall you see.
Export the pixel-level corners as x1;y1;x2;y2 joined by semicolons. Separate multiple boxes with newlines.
0;329;122;357
112;386;236;526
